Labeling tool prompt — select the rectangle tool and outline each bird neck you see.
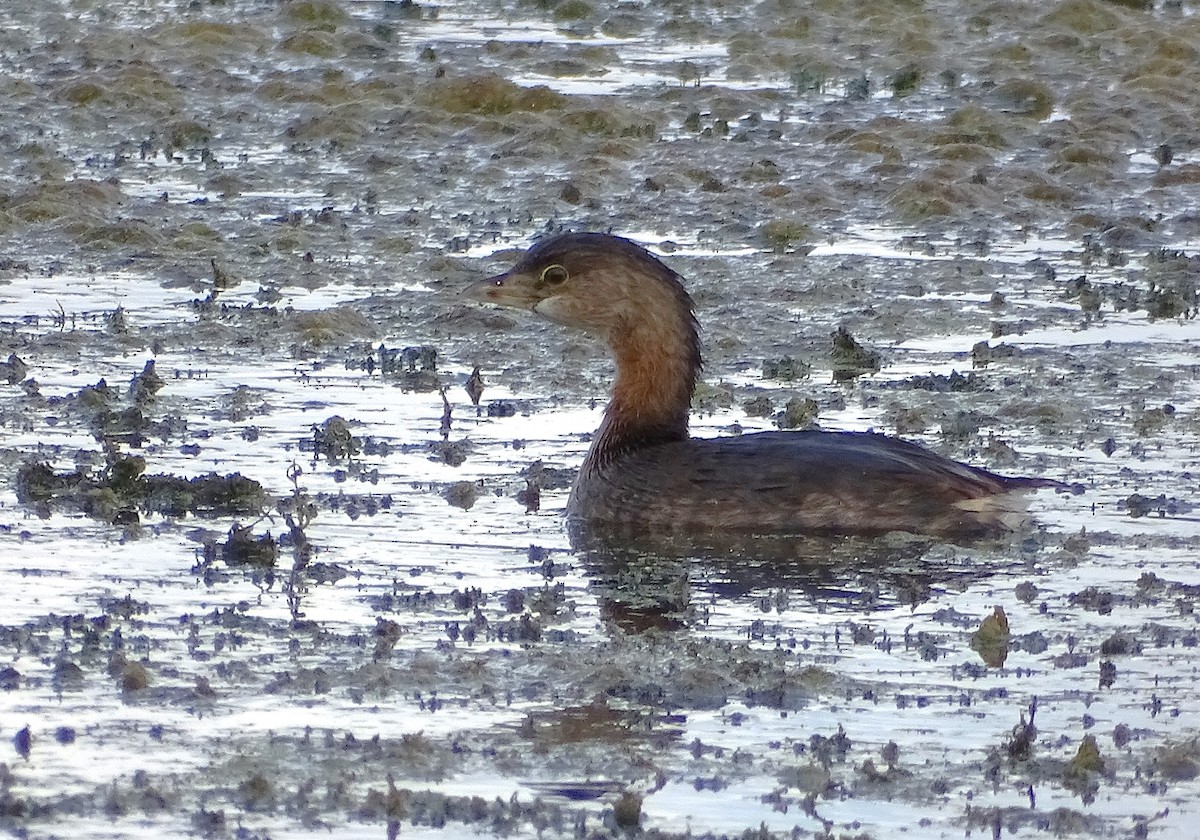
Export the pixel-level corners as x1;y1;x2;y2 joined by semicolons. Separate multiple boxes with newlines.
583;311;700;473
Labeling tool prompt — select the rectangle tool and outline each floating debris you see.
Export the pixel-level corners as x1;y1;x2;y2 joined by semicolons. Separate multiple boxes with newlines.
15;457;270;521
970;605;1011;667
829;326;881;380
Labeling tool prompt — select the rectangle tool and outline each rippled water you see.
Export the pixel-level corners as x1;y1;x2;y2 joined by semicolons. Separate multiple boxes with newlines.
3;1;1200;839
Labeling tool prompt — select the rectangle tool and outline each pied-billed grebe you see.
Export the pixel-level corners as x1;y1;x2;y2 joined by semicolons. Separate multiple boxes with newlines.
464;232;1060;540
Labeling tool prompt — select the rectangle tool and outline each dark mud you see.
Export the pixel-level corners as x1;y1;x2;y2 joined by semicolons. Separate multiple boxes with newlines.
2;1;1200;838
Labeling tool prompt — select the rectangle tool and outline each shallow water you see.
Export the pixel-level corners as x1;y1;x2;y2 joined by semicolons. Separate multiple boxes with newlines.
3;1;1200;838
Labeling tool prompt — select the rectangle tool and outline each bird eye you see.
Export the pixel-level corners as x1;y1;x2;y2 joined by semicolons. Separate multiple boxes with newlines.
540;264;569;285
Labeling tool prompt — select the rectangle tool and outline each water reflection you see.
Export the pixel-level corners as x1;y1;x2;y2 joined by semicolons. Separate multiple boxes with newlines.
573;525;1033;634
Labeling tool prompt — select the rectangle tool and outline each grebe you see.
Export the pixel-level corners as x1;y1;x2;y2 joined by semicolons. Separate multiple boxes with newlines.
464;232;1058;540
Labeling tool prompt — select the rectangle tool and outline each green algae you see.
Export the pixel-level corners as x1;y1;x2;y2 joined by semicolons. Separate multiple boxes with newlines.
989;79;1054;120
283;0;350;31
278;31;338;57
760;218;813;253
1041;0;1123;35
1;1;1200;838
830;326;882;379
1;179;123;225
552;0;593;22
775;396;819;430
428;73;567;116
15;457;270;521
943;104;1011;147
312;416;361;464
213;524;280;569
289;307;375;346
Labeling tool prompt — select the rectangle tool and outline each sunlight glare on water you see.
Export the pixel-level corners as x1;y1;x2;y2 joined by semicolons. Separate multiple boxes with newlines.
2;0;1200;839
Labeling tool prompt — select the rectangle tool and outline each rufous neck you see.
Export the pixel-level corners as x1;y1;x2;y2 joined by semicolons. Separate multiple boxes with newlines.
583;317;699;473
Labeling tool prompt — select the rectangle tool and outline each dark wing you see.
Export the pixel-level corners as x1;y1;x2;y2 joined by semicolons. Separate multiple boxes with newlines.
571;430;1053;538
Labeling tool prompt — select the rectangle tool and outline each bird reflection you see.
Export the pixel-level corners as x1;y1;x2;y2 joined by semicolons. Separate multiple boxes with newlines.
570;523;1038;635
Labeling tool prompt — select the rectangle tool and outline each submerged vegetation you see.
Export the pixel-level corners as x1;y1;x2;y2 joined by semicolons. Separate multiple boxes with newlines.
0;0;1199;837
15;458;269;522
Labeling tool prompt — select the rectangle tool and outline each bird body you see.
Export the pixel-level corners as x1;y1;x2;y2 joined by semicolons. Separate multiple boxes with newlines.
464;232;1058;540
568;429;1048;539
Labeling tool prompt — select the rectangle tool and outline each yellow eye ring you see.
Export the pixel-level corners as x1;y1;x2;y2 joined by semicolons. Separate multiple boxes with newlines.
540;264;569;285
